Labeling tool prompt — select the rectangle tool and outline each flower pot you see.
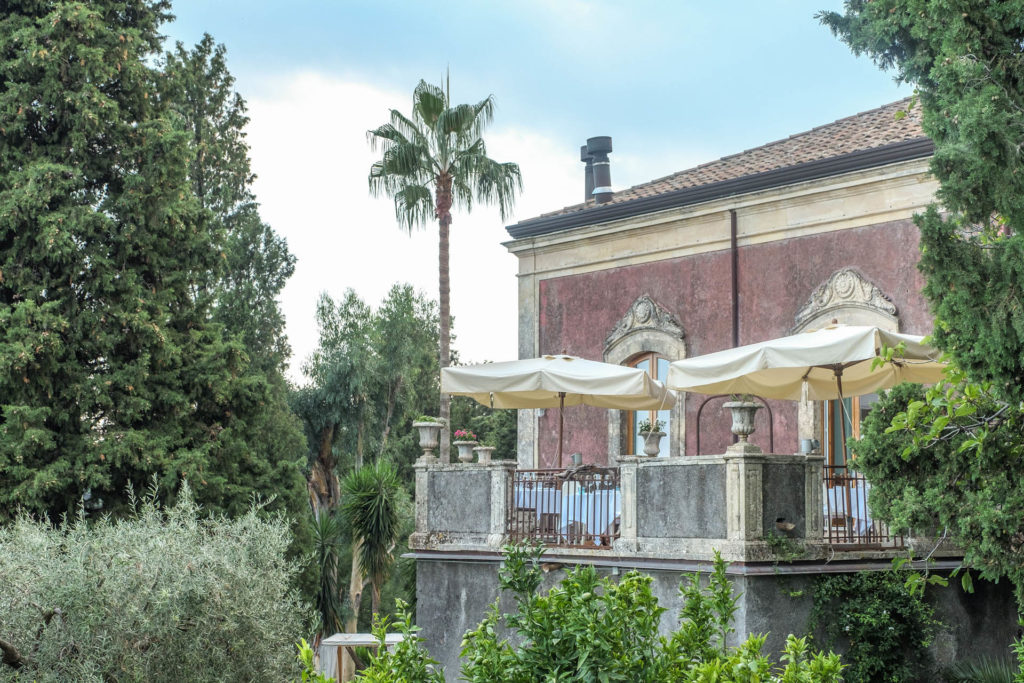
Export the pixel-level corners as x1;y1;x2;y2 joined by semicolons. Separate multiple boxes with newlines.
453;440;478;463
413;421;443;462
722;401;762;442
640;431;666;457
473;446;495;464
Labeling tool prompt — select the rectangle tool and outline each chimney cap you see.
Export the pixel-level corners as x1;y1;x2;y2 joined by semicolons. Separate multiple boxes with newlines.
580;145;593;163
586;136;612;155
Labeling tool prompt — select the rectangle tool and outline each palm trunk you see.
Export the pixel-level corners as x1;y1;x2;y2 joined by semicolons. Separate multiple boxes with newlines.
437;177;453;463
341;537;364;681
371;575;382;618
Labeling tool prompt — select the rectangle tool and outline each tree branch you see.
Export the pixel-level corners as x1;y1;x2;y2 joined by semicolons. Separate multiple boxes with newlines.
0;636;28;670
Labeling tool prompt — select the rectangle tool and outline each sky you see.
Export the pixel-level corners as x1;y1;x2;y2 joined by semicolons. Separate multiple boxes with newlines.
162;1;912;384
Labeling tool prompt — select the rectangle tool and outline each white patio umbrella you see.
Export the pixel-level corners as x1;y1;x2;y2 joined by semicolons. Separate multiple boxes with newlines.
442;354;676;467
666;324;946;455
666;325;944;401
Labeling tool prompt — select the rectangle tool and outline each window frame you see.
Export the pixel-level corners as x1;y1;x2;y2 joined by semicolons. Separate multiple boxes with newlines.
626;351;671;456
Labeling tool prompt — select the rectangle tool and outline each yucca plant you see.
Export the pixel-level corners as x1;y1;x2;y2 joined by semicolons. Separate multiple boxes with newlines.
946;656;1018;683
312;508;346;638
342;461;402;618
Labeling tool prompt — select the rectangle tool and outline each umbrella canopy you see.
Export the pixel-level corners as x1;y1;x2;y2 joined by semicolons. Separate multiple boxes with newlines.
442;355;677;409
443;355;676;467
666;325;945;400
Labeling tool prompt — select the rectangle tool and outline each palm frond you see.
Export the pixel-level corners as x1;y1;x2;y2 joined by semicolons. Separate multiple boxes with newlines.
388;109;429;148
375;141;431;179
946;656;1018;683
437;97;494;140
391;184;434;231
448;152;522;221
368;79;520;231
412;80;447;127
311;509;345;635
341;461;402;586
366;122;410;151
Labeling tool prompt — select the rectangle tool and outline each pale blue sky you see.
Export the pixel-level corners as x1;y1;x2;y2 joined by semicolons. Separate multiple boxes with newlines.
162;1;911;379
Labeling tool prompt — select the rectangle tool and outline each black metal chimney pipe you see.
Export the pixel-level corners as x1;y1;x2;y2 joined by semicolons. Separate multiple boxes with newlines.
580;145;595;203
586;136;613;203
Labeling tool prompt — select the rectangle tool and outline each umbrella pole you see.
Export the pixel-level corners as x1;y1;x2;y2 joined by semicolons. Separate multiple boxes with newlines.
557;392;565;468
835;367;848;464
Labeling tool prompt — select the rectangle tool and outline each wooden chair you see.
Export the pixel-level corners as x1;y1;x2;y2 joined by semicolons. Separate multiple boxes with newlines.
511;508;538;540
564;520;588;545
539;513;560;542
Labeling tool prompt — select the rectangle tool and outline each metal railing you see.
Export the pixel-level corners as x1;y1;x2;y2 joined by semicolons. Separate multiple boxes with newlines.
507;467;621;549
823;466;904;548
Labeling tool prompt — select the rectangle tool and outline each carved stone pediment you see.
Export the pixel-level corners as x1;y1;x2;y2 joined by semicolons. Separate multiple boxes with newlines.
793;268;897;331
605;295;684;352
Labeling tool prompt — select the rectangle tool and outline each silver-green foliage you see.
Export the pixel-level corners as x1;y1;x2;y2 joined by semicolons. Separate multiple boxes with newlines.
0;486;308;682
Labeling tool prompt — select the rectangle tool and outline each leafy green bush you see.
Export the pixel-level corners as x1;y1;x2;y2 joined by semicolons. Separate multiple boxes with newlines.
454;544;843;682
295;638;336;683
0;486;308;682
810;570;938;683
356;600;443;682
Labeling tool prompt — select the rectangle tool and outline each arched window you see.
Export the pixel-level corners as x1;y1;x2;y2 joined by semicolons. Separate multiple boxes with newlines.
604;295;686;458
791;268;899;467
627;352;672;456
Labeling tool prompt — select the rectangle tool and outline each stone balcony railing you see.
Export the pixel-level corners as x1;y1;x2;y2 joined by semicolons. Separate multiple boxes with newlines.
409;442;844;563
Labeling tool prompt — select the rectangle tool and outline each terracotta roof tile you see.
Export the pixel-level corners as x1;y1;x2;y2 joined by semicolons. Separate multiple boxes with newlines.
529;99;924;220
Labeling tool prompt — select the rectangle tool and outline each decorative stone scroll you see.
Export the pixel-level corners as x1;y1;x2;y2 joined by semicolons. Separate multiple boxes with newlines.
605;295;685;353
792;268;897;332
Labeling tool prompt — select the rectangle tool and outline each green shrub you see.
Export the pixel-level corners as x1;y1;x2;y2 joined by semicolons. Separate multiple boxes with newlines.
456;544;843;682
0;485;308;682
346;544;844;681
355;600;443;682
810;570;938;682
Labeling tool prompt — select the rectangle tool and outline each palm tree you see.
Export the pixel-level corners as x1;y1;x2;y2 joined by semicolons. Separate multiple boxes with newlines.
368;78;522;461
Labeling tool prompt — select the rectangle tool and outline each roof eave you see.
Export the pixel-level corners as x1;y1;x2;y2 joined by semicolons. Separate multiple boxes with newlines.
506;137;934;240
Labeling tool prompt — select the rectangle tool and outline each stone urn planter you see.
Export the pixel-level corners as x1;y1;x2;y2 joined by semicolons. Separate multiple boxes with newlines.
453;440;478;463
722;400;762;442
413;421;443;462
639;431;666;457
473;445;495;464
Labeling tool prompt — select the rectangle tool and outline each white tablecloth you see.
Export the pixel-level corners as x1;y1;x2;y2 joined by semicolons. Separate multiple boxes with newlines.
823;481;872;536
559;486;621;541
514;483;620;542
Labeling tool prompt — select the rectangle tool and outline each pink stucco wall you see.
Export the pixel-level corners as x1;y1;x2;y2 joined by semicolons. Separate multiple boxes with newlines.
534;218;930;468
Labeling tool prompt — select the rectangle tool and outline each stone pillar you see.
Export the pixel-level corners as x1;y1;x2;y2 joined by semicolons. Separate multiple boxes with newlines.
803;455;824;538
409;461;432;549
488;462;518;548
613;455;641;552
724;444;766;542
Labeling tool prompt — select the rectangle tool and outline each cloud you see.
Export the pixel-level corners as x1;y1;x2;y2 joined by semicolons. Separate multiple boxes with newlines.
245;72;578;383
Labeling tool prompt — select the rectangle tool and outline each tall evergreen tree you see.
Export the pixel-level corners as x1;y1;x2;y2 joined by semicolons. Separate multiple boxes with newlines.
0;2;305;522
163;34;296;374
821;1;1024;600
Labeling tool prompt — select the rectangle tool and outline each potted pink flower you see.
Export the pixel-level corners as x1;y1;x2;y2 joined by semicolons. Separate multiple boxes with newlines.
453;429;478;463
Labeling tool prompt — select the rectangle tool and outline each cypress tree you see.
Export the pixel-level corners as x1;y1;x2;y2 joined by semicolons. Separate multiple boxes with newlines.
0;1;306;521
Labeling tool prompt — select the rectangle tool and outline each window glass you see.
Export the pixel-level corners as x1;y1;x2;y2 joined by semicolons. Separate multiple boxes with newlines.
628;353;671;456
823;393;878;468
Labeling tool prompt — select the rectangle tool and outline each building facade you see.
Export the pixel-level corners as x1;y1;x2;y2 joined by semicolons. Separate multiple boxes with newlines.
506;99;936;469
409;101;1018;679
